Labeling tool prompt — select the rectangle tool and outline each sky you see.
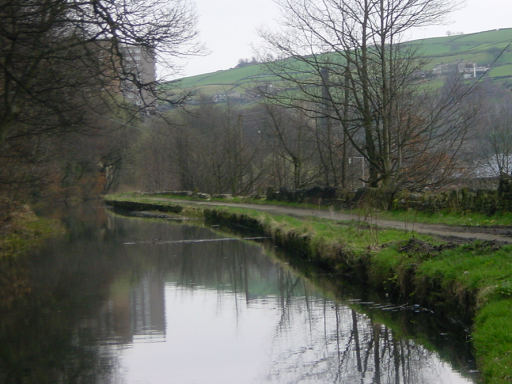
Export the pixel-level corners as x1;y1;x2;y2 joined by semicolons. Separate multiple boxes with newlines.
163;0;512;80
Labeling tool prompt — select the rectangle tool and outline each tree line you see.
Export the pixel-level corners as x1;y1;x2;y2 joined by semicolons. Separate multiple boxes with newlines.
119;75;509;198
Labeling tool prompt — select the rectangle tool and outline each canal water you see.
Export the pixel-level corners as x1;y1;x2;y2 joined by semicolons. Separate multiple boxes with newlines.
0;210;479;383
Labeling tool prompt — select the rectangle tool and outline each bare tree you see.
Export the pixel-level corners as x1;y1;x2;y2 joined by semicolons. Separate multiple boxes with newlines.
0;0;198;199
488;121;512;176
260;0;470;194
1;0;198;139
480;102;512;177
129;101;267;195
263;104;318;189
182;102;265;195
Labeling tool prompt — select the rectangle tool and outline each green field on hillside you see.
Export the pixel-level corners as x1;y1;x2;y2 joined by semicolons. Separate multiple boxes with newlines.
162;28;512;102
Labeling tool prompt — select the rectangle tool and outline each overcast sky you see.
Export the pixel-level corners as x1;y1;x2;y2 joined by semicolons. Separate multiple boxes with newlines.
164;0;512;79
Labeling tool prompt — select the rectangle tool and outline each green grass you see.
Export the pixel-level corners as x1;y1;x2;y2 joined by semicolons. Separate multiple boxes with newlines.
489;63;512;78
169;63;271;89
362;208;512;227
230;206;434;251
416;243;512;303
108;192;326;209
210;206;511;290
104;193;204;217
474;299;512;384
0;213;64;259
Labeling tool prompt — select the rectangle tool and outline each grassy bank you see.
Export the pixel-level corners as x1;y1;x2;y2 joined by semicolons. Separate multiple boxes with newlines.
104;194;512;383
0;205;64;259
354;207;512;227
0;204;65;309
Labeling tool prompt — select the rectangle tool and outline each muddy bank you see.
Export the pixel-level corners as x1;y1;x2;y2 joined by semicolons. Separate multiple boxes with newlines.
104;199;183;214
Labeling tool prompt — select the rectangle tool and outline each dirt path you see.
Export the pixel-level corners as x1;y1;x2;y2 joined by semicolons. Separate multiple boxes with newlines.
150;198;512;244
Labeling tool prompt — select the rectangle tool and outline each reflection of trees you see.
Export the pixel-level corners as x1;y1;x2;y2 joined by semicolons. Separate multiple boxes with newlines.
0;239;123;383
0;217;289;383
0;215;475;383
266;284;466;384
0;214;158;383
135;230;288;300
126;218;473;384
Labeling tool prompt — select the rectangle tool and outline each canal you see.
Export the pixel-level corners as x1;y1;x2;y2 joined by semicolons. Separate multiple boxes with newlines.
0;208;479;383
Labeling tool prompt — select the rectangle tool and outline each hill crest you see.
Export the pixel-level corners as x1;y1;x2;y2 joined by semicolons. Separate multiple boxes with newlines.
161;28;512;104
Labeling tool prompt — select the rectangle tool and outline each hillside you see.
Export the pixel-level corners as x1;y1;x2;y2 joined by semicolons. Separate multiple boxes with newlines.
161;28;512;105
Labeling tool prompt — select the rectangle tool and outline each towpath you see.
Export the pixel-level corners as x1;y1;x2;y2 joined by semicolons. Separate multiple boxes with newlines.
137;197;512;244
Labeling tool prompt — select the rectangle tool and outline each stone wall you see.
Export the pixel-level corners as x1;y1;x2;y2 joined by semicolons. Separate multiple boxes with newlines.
266;176;512;214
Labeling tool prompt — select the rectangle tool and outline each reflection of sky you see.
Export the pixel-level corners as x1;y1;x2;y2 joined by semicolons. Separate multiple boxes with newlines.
0;215;476;383
113;287;279;383
95;218;476;383
109;283;474;384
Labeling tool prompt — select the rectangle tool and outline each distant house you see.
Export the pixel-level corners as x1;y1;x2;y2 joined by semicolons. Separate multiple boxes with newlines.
212;93;227;103
457;62;490;79
432;63;458;76
411;70;427;79
432;61;489;79
212;92;242;104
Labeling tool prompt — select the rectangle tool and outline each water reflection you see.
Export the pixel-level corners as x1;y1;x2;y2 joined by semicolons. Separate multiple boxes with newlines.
0;214;477;383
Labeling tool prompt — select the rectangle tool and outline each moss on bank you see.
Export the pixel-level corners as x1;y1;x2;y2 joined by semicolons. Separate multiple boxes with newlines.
0;205;64;259
104;195;512;383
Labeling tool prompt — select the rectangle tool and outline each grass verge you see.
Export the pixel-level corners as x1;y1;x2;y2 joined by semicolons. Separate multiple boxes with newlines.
366;208;512;227
111;192;512;228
